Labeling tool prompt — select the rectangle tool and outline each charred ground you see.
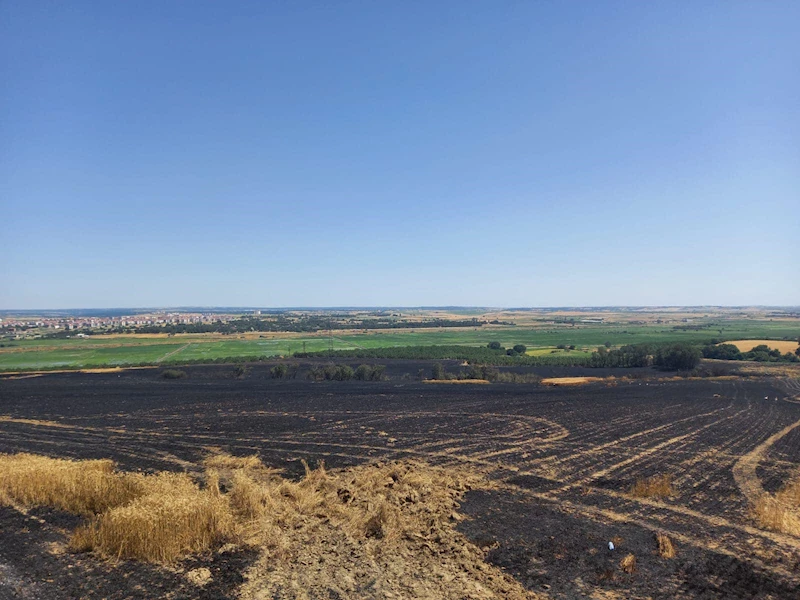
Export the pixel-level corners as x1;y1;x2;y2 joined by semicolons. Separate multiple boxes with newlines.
1;361;799;599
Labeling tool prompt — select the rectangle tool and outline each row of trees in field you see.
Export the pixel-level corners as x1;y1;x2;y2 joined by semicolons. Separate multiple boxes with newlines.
588;343;703;370
430;363;541;383
486;342;528;356
300;342;706;371
300;363;386;381
702;343;800;363
297;345;593;366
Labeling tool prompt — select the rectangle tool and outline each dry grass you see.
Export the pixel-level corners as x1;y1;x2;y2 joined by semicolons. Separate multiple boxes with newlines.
0;453;143;515
0;451;533;596
619;553;636;574
422;378;491;384
202;452;264;471
721;340;799;353
655;532;676;558
0;453;235;562
236;459;532;599
752;477;800;536
71;473;234;562
629;474;675;499
540;376;605;386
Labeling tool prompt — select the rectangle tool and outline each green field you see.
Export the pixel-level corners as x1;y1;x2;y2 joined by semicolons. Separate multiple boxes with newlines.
1;317;798;371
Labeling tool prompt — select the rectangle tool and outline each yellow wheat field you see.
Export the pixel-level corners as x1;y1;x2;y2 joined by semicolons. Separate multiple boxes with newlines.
721;340;799;353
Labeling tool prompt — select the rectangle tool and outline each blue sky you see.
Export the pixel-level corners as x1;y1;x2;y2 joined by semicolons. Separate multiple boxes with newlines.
1;2;798;308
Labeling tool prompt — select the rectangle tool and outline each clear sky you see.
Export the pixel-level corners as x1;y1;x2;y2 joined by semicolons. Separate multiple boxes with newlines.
1;2;798;309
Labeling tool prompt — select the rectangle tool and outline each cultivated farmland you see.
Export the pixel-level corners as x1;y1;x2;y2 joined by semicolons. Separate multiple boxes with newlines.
2;309;799;371
1;363;800;598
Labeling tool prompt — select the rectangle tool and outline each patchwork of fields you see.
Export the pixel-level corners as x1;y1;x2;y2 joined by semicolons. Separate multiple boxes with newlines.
1;365;799;598
1;317;798;371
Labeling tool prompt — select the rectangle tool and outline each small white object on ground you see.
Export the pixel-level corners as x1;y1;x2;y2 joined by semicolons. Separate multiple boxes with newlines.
608;542;615;551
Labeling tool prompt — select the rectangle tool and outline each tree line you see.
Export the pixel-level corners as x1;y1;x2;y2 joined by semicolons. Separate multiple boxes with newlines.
701;343;800;363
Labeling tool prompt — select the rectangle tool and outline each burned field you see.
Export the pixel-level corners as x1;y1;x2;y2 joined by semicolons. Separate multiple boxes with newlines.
1;363;800;599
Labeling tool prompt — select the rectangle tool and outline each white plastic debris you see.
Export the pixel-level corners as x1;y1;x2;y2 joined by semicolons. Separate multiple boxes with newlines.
608;542;615;551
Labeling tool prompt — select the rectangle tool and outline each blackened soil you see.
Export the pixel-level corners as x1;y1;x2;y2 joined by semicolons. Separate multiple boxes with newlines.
459;489;799;600
0;505;257;600
1;363;799;599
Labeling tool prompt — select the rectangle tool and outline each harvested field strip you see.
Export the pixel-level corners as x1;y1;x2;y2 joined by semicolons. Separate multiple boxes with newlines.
567;483;800;549
422;379;491;384
571;407;751;487
723;340;800;353
547;406;742;485
733;417;800;505
511;485;800;585
536;400;734;475
644;407;792;511
540;376;605;385
752;474;800;535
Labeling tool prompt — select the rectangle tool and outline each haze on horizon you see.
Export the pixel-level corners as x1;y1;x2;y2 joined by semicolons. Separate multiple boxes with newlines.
2;2;798;310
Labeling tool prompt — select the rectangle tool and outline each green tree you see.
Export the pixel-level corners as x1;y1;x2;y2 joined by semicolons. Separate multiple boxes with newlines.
270;364;288;379
355;364;372;380
654;344;702;371
513;344;527;354
432;363;445;380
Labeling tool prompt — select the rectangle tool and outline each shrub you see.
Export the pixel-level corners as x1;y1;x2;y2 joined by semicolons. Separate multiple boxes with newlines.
234;365;249;378
619;553;636;574
308;363;354;381
307;365;325;381
654;344;702;371
487;341;502;350
332;365;353;381
702;343;742;360
491;372;541;384
431;363;446;380
513;344;527;354
629;474;675;499
656;532;676;558
270;364;289;379
161;369;187;379
354;364;385;381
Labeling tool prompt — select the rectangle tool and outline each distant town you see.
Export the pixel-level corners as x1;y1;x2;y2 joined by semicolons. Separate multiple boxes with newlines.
0;311;247;338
